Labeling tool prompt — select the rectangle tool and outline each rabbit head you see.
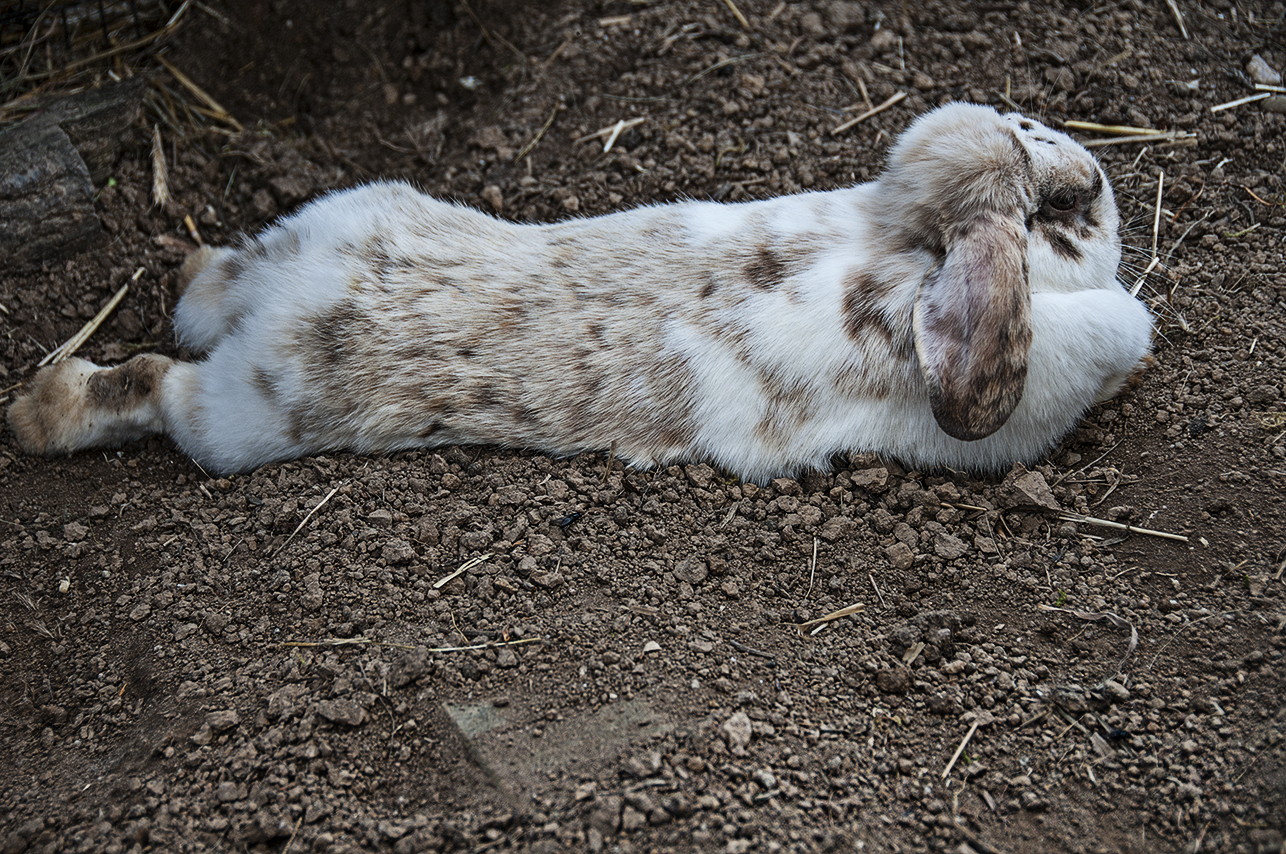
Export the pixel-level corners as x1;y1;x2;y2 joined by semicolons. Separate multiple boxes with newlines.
872;103;1122;442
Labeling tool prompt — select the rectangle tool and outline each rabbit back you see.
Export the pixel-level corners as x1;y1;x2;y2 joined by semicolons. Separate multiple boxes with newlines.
169;182;929;476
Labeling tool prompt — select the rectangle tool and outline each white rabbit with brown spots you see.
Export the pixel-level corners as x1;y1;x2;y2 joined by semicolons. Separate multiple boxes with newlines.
8;103;1152;481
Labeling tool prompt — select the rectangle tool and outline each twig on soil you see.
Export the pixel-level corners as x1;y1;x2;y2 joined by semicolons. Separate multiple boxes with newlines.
728;639;776;660
602;119;628;153
151;125;169;208
1063;120;1159;135
38;277;135;367
282;636;543;653
1038;605;1138;676
1057;512;1189;542
1150;170;1165;261
683;54;762;87
942;718;981;779
831;91;906;135
1130;256;1160;297
183;213;204;245
516;105;558;160
273;482;344;557
720;0;751;29
797;601;865;629
869;573;886;608
575;117;646;144
434;553;494;589
806;536;818;598
1165;0;1189;39
155;54;243;132
1081;131;1196;147
1190;822;1210;853
1210;92;1271;112
282;815;304;854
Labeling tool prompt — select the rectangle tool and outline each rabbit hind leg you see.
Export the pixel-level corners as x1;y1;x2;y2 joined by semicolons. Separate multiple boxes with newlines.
8;355;177;457
173;246;243;353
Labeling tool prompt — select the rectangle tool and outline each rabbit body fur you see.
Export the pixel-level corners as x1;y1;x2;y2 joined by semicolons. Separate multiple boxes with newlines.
8;104;1152;481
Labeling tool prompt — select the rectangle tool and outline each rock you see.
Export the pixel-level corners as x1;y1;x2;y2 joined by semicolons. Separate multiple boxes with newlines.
875;667;911;694
390;646;430;687
818;515;857;542
266;684;308;719
531;570;564;589
317;699;367;726
823;0;865;32
996;466;1060;510
770;477;802;496
933;532;968;559
674;557;708;585
721;711;753;754
381;538;416;564
684;464;716;488
216;780;244;803
206;709;241;731
301;574;324;611
588;794;622;835
480;184;504;213
62;522;88;541
885;542;915;571
1248;54;1283;86
496;648;518;668
1100;680;1130;703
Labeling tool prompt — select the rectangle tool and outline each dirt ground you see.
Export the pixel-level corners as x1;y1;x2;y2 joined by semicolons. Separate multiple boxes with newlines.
2;1;1285;852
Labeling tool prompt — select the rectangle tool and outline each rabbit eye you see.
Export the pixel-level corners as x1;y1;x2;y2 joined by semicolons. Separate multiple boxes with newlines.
1043;189;1080;215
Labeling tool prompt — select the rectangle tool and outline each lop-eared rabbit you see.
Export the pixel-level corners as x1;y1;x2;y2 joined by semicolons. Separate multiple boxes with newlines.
9;103;1151;482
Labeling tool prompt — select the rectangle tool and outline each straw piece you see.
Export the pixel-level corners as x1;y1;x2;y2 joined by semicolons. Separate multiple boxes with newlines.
797;601;865;628
576;117;646;143
1081;131;1196;147
38;279;133;367
721;0;751;29
282;636;543;653
434;553;494;589
602;119;627;153
1165;0;1189;39
151;125;169;208
1210;92;1271;113
273;482;343;556
831;91;906;135
942;718;982;779
1059;513;1188;542
155;54;244;131
516;104;558;160
1063;120;1159;135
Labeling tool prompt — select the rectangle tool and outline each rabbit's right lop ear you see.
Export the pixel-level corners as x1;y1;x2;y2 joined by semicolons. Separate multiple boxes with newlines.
913;212;1033;441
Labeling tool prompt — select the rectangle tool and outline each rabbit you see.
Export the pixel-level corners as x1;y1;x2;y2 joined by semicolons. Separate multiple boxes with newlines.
8;103;1152;482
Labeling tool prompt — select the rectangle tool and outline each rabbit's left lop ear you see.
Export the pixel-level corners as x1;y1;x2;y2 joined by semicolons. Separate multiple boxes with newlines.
913;210;1033;441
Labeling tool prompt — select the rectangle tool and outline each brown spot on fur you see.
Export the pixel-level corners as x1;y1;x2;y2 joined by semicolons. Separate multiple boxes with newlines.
841;272;910;357
87;358;166;409
744;246;787;290
252;366;279;401
699;278;718;299
1042;227;1082;262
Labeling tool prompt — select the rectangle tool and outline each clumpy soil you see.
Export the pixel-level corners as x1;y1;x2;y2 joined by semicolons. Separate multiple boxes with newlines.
2;1;1285;852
